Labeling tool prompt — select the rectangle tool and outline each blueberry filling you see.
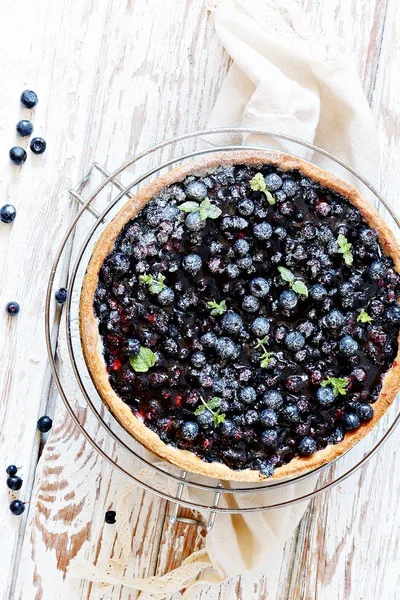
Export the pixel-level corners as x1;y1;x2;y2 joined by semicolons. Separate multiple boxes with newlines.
93;164;400;477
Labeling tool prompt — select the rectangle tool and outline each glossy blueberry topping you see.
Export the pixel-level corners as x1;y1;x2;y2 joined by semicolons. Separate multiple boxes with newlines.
93;163;400;477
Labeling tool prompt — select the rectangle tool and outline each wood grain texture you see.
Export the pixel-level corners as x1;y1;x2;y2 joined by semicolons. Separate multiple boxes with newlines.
1;0;399;599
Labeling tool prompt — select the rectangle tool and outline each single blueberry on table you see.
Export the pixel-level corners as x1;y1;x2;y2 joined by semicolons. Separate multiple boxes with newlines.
30;137;47;155
6;465;18;476
343;413;361;431
16;119;34;136
316;386;335;406
20;89;38;108
9;146;27;165
9;500;25;516
0;204;17;223
37;415;53;433
6;475;23;491
279;289;298;310
181;421;199;441
105;510;116;524
6;301;20;316
55;288;68;304
298;436;317;456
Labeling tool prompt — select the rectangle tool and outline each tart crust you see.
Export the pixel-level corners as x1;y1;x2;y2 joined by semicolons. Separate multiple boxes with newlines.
80;150;400;482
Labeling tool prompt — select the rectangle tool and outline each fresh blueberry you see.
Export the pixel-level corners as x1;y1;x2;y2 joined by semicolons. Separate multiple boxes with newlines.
105;510;117;524
282;179;299;197
55;288;67;304
355;403;374;421
339;336;359;356
190;351;206;368
221;311;243;335
279;290;298;310
185;181;207;201
369;261;386;280
273;226;287;241
298;437;317;456
20;89;38;108
0;204;17;223
249;277;270;298
343;413;360;431
6;476;23;491
238;198;254;216
30;137;47;155
253;222;272;240
264;173;282;191
242;295;260;313
284;331;305;351
245;409;259;425
9;147;27;165
226;263;240;279
256;458;275;477
221;216;248;231
326;309;345;329
6;301;20;316
16;120;34;136
185;211;205;232
128;338;141;355
250;317;270;338
158;287;175;306
111;253;130;273
181;421;199;440
360;229;377;245
386;305;400;324
316;386;335;406
233;239;250;256
183;254;202;276
37;416;53;433
215;337;238;360
239;386;257;404
9;500;25;516
201;332;217;347
283;404;300;422
220;419;238;437
6;465;18;476
260;409;278;427
196;410;214;429
261;429;278;447
263;390;283;409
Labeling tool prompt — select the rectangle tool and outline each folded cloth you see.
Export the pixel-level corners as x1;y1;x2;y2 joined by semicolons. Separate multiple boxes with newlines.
69;0;379;597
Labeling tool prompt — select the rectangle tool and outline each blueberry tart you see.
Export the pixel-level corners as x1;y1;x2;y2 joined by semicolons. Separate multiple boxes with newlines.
80;151;400;481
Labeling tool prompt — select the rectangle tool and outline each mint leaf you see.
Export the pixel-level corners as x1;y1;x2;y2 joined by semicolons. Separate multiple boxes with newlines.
194;404;206;415
254;336;269;350
357;309;373;324
260;352;273;368
199;197;211;220
250;173;275;205
178;201;200;213
139;273;166;294
207;397;222;411
337;234;353;266
321;376;349;397
207;204;222;219
194;396;225;426
278;266;295;283
129;347;157;372
291;280;308;297
213;410;226;426
207;299;227;316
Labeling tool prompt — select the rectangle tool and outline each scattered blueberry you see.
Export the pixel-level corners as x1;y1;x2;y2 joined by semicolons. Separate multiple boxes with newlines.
37;416;53;433
264;173;282;191
55;288;68;304
6;476;23;491
16;119;34;136
238;198;254;216
6;301;20;316
6;465;18;476
9;500;25;516
0;204;17;223
233;239;250;256
326;309;345;329
105;510;116;524
20;89;38;108
30;137;47;155
9;147;27;165
309;284;327;301
215;337;238;360
261;429;278;447
185;212;205;232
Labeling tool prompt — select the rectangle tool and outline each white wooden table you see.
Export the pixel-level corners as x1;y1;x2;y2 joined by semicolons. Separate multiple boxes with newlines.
1;1;399;598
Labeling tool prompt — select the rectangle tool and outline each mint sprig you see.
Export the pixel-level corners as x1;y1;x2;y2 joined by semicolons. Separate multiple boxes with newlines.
357;309;373;324
321;376;349;397
178;198;221;220
194;396;226;426
278;266;308;297
207;299;227;316
249;173;276;206
129;346;157;373
337;234;353;266
139;273;166;294
254;336;273;368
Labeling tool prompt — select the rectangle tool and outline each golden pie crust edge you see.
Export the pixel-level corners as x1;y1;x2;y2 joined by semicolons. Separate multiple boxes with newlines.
79;150;400;482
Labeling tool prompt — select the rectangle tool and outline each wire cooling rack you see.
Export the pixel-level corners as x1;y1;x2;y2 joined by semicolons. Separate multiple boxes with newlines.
45;128;400;531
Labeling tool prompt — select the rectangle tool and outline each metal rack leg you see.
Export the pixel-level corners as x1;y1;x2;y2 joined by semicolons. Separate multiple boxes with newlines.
168;472;222;532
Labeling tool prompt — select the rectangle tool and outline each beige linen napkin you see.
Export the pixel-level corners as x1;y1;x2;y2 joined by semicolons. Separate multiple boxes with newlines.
69;0;379;597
